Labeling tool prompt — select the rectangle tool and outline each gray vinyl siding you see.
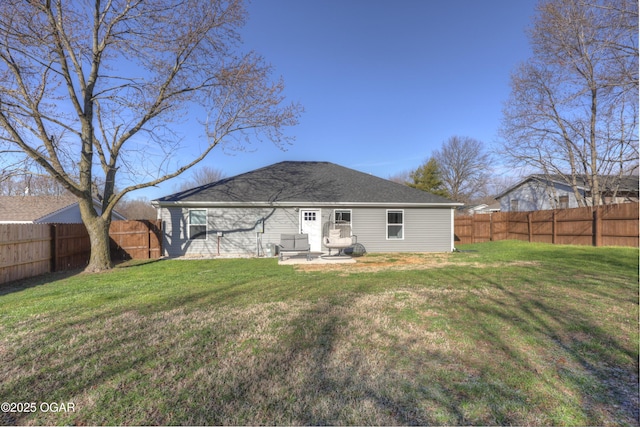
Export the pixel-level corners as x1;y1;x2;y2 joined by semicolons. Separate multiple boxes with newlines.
351;207;453;252
261;208;306;254
39;206;84;224
161;206;300;257
160;205;454;257
498;180;583;212
36;202;125;223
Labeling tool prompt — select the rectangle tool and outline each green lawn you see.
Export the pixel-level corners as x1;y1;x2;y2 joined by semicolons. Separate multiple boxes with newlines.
1;241;638;426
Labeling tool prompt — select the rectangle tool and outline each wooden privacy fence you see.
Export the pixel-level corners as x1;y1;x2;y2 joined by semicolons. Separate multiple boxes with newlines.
0;220;162;285
110;220;162;261
455;202;639;248
0;224;51;285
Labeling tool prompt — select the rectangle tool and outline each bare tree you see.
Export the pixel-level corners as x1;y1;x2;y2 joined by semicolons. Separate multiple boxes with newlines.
432;136;492;204
0;173;68;196
0;157;73;195
0;0;301;271
388;170;411;185
500;0;638;207
177;165;226;192
116;197;157;220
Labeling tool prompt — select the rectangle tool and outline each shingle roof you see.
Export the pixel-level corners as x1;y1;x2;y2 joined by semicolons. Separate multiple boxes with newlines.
496;174;640;199
0;195;78;222
0;195;128;223
156;161;458;206
532;174;639;191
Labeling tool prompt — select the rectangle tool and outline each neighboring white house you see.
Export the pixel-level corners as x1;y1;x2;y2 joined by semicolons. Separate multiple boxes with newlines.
0;195;126;223
152;161;463;257
457;202;501;215
496;174;640;212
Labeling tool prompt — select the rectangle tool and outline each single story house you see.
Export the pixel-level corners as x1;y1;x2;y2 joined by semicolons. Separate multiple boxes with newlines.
152;161;462;257
457;202;501;216
0;195;126;223
496;174;639;212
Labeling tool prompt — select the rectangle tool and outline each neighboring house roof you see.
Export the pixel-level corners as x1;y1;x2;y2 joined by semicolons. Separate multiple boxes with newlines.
457;203;488;212
155;161;461;207
496;174;640;199
486;201;502;211
457;202;501;214
0;195;127;223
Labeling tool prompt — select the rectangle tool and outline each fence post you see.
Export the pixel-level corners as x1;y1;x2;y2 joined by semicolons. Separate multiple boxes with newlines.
471;214;476;243
552;210;557;245
489;213;494;241
593;207;602;247
528;213;533;242
50;224;57;273
147;221;152;259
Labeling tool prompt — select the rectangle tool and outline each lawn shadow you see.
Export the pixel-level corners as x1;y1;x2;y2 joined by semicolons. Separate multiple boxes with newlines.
0;269;84;296
176;297;533;425
2;248;637;425
0;258;163;298
112;258;164;269
462;269;639;425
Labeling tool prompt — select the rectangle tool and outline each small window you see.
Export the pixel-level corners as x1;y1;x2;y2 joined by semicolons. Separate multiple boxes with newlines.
334;210;351;224
510;199;519;212
189;209;207;240
303;211;316;221
558;195;569;209
387;210;404;239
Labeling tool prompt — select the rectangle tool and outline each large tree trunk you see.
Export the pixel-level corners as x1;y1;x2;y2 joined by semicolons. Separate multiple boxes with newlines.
79;198;112;272
0;1;301;272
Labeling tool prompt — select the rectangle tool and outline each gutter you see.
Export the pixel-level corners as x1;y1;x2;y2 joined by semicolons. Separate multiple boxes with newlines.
151;200;464;209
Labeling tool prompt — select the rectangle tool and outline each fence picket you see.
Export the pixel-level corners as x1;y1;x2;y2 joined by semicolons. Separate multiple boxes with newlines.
0;220;162;285
455;202;639;248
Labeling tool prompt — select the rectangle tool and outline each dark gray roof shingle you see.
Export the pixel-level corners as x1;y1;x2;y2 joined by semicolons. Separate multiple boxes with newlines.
156;161;457;205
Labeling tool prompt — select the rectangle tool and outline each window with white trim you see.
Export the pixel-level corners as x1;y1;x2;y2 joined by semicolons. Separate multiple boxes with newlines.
387;210;404;239
188;209;207;240
334;209;351;224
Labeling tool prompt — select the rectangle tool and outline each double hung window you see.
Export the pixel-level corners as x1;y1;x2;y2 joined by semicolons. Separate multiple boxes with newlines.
387;210;404;239
334;210;351;224
189;209;207;240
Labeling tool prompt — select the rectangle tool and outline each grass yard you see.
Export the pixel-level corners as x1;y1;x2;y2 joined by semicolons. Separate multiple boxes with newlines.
0;241;638;426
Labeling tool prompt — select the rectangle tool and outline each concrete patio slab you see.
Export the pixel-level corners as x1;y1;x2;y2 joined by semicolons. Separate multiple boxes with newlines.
278;253;356;265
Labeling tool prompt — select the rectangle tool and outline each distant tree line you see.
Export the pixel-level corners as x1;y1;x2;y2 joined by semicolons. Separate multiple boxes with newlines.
0;165;226;220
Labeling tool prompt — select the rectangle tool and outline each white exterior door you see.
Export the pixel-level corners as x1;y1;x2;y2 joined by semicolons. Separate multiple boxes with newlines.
300;209;322;252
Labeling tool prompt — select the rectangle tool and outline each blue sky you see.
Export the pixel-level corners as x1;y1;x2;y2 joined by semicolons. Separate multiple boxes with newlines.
144;0;537;199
